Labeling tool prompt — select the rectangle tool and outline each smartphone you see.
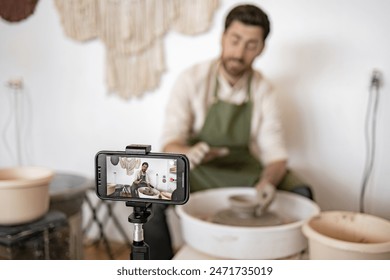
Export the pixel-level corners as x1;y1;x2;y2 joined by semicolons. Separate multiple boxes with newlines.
95;150;189;205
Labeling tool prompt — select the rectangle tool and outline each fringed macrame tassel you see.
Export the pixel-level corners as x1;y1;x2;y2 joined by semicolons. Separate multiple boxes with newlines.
54;0;98;41
98;0;177;54
106;39;165;100
173;0;219;35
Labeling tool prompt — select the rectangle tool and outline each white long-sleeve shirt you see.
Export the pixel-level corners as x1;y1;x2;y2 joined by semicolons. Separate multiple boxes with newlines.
161;59;288;165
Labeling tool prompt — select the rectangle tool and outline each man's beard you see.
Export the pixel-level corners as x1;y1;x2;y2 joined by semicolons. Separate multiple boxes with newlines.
221;57;248;78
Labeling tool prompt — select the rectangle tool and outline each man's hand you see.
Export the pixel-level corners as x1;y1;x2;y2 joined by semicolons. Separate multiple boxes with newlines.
163;140;229;169
255;181;276;216
135;179;143;185
203;146;230;163
187;142;230;169
254;160;287;214
187;142;210;169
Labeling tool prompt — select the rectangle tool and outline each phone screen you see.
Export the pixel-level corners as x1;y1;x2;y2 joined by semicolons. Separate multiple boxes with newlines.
96;151;189;205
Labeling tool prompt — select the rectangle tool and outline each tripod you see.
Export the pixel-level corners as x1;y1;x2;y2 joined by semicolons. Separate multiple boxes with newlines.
124;144;154;260
126;201;152;260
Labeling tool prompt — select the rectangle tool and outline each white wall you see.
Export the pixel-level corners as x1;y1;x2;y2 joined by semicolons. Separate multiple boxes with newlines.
1;0;389;241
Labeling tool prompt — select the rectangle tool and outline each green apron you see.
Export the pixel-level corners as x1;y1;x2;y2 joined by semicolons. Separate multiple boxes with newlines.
190;71;261;192
189;69;302;192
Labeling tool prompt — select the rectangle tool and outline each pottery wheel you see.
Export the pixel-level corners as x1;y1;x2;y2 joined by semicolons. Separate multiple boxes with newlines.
139;187;156;196
211;210;283;227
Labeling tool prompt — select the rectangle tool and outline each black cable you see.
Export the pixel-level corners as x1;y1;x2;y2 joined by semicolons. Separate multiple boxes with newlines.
360;71;381;213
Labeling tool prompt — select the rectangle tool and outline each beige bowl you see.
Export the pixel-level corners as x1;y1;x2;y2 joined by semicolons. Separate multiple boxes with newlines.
0;166;54;225
302;211;390;259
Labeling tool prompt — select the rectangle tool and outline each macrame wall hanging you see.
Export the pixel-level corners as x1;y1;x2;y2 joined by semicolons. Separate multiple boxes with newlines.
54;0;219;100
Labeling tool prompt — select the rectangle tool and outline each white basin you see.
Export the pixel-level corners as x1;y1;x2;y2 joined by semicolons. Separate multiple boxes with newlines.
176;187;320;259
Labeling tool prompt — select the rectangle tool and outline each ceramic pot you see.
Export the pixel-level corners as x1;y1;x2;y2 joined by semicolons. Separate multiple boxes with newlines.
0;166;54;225
302;211;390;259
176;187;320;259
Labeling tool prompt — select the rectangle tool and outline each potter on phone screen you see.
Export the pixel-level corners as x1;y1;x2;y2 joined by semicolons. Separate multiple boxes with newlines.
95;151;189;205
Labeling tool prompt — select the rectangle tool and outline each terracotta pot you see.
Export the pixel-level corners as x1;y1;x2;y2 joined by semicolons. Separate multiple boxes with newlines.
302;211;390;259
176;187;320;259
0;166;54;225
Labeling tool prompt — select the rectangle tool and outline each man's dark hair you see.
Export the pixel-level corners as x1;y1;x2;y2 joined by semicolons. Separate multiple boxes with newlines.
142;162;149;167
224;4;270;40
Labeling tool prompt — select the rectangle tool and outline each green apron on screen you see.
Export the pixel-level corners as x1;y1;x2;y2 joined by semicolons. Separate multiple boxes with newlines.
189;69;302;192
